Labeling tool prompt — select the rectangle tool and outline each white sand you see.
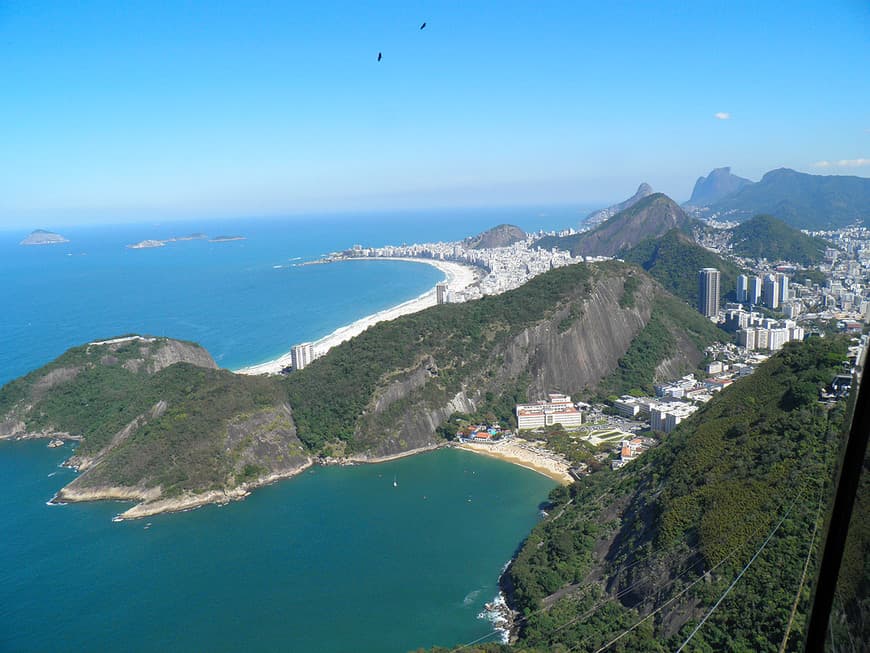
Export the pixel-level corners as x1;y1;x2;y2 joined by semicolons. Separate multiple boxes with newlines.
236;257;481;376
458;439;573;484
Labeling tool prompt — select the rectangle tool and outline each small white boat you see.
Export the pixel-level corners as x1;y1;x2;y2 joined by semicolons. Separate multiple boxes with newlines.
393;475;398;488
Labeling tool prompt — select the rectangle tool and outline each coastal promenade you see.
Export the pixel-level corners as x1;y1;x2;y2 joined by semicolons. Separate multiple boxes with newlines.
236;258;481;376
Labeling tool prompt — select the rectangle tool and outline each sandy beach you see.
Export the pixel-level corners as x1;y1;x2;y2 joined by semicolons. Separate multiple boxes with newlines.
236;257;481;376
458;439;573;484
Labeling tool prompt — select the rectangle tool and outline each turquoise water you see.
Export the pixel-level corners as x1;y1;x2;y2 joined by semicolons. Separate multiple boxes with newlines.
0;441;554;652
0;209;579;651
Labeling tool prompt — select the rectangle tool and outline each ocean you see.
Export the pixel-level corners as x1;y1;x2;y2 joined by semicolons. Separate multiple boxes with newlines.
0;207;581;652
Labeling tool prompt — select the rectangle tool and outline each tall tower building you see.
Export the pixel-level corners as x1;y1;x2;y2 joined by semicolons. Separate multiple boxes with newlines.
777;273;789;304
763;273;780;309
698;268;721;318
736;274;748;303
748;276;762;306
436;282;449;305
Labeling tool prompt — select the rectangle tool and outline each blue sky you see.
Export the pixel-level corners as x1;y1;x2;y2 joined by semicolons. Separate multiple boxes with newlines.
1;0;868;226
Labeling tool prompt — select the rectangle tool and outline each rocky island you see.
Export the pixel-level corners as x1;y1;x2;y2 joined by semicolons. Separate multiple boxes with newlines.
209;235;246;242
19;229;69;246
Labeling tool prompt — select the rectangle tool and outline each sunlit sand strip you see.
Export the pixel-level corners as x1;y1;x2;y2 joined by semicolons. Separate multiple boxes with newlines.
457;440;573;485
236;258;481;375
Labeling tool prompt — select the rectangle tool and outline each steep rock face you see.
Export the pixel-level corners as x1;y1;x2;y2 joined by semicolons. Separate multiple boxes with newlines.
351;271;705;458
686;166;752;207
585;183;654;229
505;274;653;399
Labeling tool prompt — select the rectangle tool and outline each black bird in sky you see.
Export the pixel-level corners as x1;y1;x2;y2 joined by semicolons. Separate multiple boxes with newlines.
419;22;426;30
377;52;382;62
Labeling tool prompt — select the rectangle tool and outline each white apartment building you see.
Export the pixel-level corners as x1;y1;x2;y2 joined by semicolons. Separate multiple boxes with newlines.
516;393;583;430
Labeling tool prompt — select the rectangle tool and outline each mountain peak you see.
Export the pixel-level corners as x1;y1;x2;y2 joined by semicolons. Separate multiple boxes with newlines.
584;182;655;228
687;166;753;207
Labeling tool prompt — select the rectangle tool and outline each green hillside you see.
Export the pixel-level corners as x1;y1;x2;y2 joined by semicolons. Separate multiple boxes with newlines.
424;336;851;652
728;214;829;264
622;229;743;308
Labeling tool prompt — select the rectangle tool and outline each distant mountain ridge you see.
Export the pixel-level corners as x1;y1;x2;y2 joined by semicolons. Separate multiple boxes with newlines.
584;183;654;228
537;193;695;257
687;166;752;206
704;167;870;228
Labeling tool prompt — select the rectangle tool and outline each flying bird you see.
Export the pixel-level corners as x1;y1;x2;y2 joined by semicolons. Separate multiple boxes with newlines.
419;22;426;30
377;52;382;62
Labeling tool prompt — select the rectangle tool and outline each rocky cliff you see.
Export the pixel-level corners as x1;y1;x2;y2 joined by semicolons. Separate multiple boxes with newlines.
686;166;752;207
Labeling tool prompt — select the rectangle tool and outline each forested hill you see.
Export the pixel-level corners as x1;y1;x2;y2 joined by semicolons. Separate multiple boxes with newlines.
622;229;744;308
0;261;725;517
707;168;870;229
728;214;829;265
426;336;854;652
536;194;695;257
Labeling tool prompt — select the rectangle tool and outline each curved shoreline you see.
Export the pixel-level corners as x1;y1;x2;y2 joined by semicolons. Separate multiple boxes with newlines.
235;257;482;376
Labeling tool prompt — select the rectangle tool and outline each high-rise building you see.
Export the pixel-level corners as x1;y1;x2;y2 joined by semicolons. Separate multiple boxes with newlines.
736;274;748;303
436;282;449;305
748;276;762;305
291;342;315;370
763;273;780;309
777;273;789;304
698;268;720;318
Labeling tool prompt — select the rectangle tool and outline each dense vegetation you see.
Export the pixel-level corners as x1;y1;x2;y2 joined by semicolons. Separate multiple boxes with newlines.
622;228;743;308
708;167;870;229
728;214;829;265
597;292;724;397
490;336;852;652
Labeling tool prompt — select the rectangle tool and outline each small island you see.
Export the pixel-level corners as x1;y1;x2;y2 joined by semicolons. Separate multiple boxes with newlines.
127;240;166;249
20;229;69;246
126;233;243;249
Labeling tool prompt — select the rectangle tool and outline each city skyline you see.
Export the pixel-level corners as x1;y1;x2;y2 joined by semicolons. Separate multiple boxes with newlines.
1;1;868;226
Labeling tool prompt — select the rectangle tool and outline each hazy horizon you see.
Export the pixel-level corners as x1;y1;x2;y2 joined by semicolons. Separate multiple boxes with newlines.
2;1;868;227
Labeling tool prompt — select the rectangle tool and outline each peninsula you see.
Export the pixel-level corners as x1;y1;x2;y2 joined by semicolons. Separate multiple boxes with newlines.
1;259;725;519
20;229;69;246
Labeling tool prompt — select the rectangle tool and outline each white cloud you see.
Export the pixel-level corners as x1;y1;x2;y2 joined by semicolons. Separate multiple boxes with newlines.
714;112;730;120
814;158;870;168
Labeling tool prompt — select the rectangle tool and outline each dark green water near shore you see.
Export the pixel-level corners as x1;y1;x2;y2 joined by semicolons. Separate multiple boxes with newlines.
0;441;555;652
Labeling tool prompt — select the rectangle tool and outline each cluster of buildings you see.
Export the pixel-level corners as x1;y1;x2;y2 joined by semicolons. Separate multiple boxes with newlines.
332;235;604;304
611;392;701;434
721;306;806;351
735;272;791;309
